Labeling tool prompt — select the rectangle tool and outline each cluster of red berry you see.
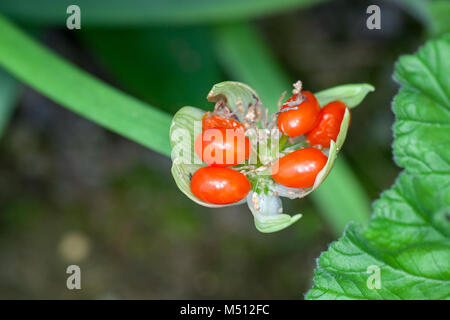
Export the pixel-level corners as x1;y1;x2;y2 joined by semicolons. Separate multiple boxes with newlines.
191;114;252;205
190;89;349;205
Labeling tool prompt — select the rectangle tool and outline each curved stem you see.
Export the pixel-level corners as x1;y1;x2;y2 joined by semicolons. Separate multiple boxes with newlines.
0;14;172;156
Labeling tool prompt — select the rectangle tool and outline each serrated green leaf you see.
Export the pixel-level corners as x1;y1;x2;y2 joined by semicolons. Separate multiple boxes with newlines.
315;83;375;108
393;35;450;174
307;34;450;300
307;223;450;300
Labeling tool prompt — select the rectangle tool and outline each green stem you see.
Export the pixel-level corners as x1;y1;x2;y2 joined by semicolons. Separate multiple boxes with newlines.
213;23;371;234
0;0;325;26
0;14;172;157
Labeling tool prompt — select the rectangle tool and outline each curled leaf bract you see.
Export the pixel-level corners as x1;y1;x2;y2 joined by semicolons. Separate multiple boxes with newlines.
247;192;302;233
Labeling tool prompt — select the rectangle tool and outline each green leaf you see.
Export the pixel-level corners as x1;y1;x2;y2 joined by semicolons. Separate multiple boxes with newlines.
315;84;375;109
214;23;371;235
0;0;325;26
0;14;173;156
0;68;20;138
79;26;221;113
393;34;450;174
307;34;450;300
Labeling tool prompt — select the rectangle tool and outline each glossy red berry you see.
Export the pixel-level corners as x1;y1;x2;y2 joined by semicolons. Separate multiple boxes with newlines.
195;127;250;167
277;91;321;137
190;166;251;204
202;113;244;131
307;101;348;148
272;148;327;188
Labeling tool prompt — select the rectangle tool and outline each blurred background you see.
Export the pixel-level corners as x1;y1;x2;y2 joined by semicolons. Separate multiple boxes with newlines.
0;0;431;298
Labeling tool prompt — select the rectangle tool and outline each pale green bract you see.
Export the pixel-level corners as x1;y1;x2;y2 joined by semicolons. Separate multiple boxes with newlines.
207;81;259;123
307;34;450;299
170;81;373;233
315;84;375;108
247;192;302;233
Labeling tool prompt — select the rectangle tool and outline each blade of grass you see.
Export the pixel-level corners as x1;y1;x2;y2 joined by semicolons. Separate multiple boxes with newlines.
0;68;20;138
0;14;172;156
79;26;221;113
213;23;371;234
0;0;325;26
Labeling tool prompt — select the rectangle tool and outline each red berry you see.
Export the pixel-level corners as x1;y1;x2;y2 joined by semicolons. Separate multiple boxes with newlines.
202;113;244;131
190;166;251;204
272;148;327;188
277;91;320;137
195;127;250;167
307;101;349;148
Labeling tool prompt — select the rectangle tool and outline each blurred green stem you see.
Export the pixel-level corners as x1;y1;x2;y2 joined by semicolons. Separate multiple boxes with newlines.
0;14;172;156
0;0;324;26
213;23;371;234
